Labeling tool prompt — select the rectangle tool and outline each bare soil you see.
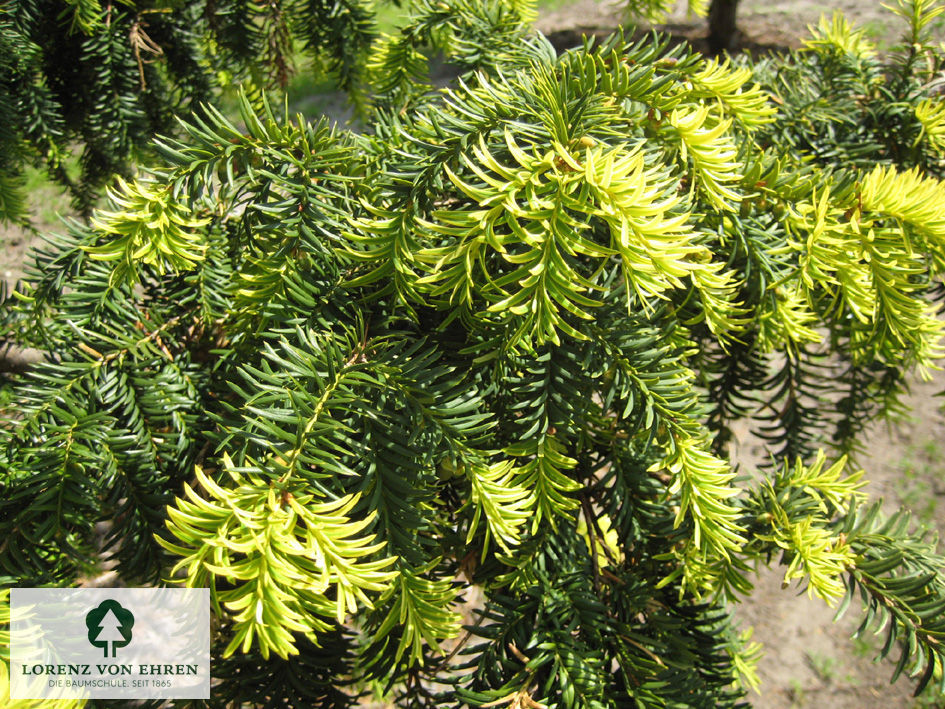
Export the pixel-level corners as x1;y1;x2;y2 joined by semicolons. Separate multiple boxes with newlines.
537;0;924;54
729;375;945;709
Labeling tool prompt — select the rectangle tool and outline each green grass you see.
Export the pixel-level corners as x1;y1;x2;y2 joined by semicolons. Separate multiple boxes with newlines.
537;0;581;13
850;634;877;659
375;1;407;33
788;677;807;707
805;650;841;683
232;2;410;124
894;438;945;707
857;18;895;53
220;0;594;125
284;64;347;121
895;437;945;528
21;163;77;228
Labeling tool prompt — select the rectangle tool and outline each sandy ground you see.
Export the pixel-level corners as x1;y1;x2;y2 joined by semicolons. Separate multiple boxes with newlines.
1;222;40;288
730;374;945;709
537;0;926;52
3;1;945;706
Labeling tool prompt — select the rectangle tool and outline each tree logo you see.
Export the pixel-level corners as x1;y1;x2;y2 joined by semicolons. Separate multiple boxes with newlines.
85;600;134;658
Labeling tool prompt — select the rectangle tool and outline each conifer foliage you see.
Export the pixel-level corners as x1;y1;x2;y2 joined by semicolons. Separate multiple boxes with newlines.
3;0;945;706
0;0;381;222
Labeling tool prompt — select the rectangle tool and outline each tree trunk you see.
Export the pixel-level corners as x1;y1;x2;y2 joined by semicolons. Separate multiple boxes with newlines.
708;0;739;54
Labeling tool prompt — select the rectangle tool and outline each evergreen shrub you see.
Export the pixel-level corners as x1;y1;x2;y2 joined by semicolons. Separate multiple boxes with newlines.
3;0;945;706
0;0;381;221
